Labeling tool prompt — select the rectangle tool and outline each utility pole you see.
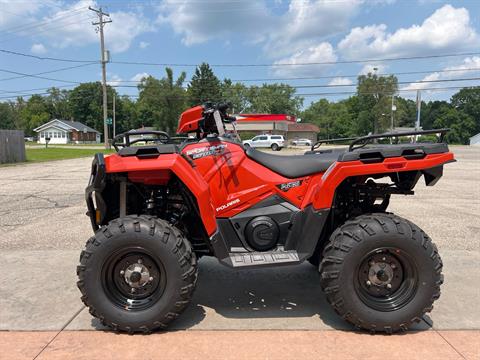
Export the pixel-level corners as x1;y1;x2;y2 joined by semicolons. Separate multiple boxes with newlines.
113;93;116;138
390;94;396;132
89;6;112;149
415;90;422;130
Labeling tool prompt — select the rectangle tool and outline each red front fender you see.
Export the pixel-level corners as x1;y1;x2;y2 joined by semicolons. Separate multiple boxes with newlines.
105;153;217;235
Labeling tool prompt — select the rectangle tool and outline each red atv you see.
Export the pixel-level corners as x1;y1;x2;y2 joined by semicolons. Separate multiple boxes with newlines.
78;103;454;333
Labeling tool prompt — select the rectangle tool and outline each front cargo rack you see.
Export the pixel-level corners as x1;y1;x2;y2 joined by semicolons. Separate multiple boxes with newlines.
310;128;450;152
112;130;192;152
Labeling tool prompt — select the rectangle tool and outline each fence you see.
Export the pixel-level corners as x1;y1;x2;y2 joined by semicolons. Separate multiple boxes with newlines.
0;130;26;164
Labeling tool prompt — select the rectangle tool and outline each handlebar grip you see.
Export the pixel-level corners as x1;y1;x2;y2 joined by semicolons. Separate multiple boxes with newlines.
224;115;237;123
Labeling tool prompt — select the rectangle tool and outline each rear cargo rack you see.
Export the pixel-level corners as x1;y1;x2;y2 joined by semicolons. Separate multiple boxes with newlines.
311;128;449;152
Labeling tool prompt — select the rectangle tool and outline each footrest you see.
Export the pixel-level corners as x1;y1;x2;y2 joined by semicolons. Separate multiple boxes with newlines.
228;250;300;268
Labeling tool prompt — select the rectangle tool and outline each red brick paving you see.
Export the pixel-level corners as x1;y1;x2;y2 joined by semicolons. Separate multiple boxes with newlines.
1;330;478;360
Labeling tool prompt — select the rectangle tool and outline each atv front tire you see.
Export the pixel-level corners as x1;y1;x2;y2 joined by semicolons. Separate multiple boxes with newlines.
320;213;443;333
77;215;197;333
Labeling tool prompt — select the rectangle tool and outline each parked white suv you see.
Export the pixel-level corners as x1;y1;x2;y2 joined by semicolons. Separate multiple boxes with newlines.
243;134;285;151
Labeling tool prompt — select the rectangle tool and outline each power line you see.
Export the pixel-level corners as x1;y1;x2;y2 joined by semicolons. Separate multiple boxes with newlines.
0;68;82;84
0;49;97;63
1;75;479;98
111;51;480;67
2;85;478;101
0;16;97;44
0;84;76;95
0;8;86;38
229;67;480;82
0;63;97;82
115;67;480;84
112;76;480;89
2;47;480;67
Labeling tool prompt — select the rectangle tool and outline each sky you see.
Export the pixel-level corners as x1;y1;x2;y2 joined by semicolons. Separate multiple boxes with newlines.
0;0;479;107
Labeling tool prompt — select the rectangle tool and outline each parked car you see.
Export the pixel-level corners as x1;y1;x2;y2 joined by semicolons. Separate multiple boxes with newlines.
243;134;285;151
24;136;35;142
291;138;312;146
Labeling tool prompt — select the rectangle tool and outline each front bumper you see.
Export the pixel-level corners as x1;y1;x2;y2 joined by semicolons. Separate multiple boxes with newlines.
85;153;107;232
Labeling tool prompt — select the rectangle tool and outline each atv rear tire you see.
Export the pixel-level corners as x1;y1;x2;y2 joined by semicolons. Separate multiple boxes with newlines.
320;213;443;333
77;215;197;333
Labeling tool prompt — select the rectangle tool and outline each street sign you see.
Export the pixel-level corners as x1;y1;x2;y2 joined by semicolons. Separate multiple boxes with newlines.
106;118;112;125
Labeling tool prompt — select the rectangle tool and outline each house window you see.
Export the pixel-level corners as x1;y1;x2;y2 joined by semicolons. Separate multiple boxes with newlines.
62;132;65;138
40;132;44;138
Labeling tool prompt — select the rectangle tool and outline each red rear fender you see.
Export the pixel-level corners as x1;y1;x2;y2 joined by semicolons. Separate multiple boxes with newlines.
312;152;454;209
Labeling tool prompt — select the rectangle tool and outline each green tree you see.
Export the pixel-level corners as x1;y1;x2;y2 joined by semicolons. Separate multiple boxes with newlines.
0;101;18;129
451;87;480;134
247;83;303;114
187;63;221;106
394;97;417;128
221;79;249;113
356;73;398;134
115;96;139;133
432;106;475;144
68;82;116;132
421;100;450;130
20;95;50;135
137;68;187;133
45;87;71;120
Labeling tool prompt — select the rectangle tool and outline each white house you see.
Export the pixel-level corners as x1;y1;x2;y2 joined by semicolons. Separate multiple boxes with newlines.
470;133;480;146
34;119;101;144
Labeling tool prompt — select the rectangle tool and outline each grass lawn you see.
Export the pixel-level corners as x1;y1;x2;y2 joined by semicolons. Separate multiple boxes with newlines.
26;147;114;162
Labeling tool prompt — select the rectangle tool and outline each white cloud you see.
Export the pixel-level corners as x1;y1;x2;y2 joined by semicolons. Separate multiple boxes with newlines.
156;0;361;76
272;42;337;76
328;77;353;86
264;0;361;57
157;0;271;46
402;56;480;91
107;73;122;86
130;72;149;82
0;0;48;28
31;43;47;55
359;64;388;75
338;4;479;59
139;41;149;49
1;0;153;53
156;0;360;56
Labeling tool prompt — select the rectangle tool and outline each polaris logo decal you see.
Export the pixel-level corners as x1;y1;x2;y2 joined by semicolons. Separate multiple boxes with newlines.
186;144;226;160
216;198;240;212
277;180;302;192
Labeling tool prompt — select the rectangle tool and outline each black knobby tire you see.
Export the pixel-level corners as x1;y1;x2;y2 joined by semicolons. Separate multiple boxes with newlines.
320;213;443;333
271;143;279;151
77;215;197;333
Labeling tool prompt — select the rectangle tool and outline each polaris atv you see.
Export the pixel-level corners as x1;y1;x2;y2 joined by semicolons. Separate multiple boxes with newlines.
78;103;454;333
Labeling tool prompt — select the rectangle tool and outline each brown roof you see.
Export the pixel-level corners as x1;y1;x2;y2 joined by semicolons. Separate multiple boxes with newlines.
288;123;320;132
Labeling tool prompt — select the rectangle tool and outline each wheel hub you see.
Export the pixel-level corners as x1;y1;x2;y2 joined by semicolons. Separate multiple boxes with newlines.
123;261;152;288
368;262;394;286
359;250;404;298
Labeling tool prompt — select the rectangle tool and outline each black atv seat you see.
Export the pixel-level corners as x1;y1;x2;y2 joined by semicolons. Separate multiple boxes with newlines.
245;147;343;178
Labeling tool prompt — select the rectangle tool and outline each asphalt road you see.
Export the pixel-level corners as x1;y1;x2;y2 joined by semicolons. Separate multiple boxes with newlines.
0;145;479;332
